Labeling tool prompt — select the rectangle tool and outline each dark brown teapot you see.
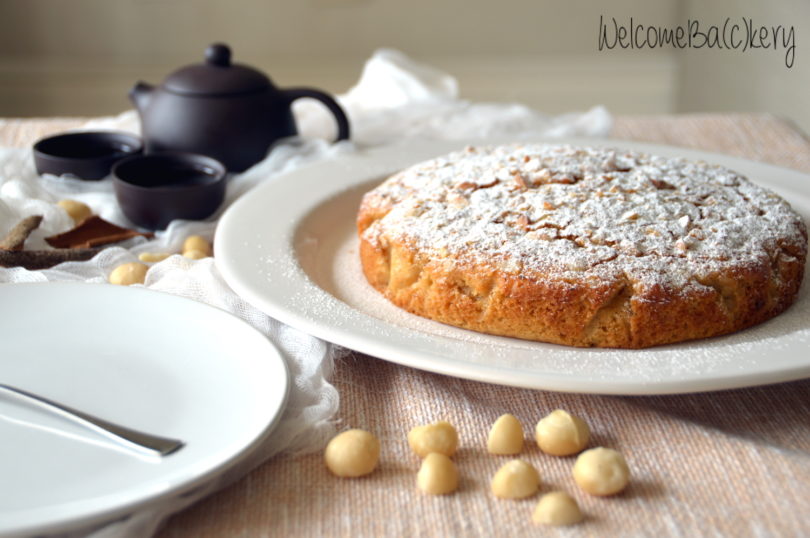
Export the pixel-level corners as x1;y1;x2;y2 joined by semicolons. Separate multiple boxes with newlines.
130;43;350;172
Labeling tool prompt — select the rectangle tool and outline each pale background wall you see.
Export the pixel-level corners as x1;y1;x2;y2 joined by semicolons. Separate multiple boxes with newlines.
0;0;806;134
678;0;808;132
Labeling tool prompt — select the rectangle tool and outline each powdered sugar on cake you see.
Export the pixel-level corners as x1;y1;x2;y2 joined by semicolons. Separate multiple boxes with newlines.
361;144;807;294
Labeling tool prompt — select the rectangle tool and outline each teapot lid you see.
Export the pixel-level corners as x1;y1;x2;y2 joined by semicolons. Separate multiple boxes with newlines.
163;43;271;96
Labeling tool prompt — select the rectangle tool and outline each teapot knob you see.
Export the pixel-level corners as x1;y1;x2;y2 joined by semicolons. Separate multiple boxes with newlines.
205;43;231;67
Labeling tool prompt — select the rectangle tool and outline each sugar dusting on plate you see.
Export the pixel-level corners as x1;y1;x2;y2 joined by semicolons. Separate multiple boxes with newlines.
326;195;810;386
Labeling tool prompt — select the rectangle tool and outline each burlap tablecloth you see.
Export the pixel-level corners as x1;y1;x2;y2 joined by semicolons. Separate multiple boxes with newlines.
2;114;809;537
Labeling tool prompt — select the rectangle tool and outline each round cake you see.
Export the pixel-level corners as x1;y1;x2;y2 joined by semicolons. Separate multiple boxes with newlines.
356;144;807;348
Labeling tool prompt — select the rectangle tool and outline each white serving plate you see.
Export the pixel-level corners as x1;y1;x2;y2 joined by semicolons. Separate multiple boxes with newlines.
215;137;810;395
0;282;288;536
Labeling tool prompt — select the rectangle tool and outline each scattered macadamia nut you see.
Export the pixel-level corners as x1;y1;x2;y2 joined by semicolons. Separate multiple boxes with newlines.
417;453;459;495
183;235;212;256
491;459;541;499
535;409;590;456
183;249;209;260
57;199;92;224
138;252;171;263
108;262;148;286
324;429;380;478
487;414;524;455
408;420;459;458
533;491;583;526
573;447;630;496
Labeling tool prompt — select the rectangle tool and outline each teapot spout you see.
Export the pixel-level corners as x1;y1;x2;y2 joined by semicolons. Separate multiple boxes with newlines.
129;81;154;112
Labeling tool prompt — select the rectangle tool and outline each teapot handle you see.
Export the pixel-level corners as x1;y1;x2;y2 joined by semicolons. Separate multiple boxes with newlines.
284;88;350;142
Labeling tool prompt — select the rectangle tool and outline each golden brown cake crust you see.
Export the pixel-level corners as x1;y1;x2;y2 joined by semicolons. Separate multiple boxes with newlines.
357;145;807;348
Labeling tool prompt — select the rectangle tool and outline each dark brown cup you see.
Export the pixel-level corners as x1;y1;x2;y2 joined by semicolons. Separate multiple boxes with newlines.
33;131;143;180
112;153;226;230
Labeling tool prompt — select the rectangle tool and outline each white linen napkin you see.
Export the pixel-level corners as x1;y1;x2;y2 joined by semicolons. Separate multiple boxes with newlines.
0;48;611;537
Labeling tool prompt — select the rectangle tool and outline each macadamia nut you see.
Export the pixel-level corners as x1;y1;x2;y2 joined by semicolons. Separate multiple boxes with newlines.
324;429;380;478
57;199;92;224
535;409;590;456
408;420;458;458
183;249;209;260
138;252;170;263
109;262;148;286
487;414;524;455
573;447;630;496
183;235;212;257
491;459;540;499
532;491;584;526
417;452;458;495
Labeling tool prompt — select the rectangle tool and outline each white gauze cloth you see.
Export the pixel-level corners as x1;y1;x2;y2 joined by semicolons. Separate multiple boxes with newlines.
0;48;611;537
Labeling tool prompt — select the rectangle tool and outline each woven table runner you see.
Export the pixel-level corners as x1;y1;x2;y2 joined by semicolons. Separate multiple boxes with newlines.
2;114;808;537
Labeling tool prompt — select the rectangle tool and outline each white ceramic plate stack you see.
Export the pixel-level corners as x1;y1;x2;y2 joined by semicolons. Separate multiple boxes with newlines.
0;282;289;536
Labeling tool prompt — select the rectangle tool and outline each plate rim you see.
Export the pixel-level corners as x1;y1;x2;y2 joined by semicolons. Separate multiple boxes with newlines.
0;281;290;536
215;136;810;395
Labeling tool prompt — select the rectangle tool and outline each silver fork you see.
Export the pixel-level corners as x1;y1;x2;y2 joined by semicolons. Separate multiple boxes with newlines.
0;383;185;456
